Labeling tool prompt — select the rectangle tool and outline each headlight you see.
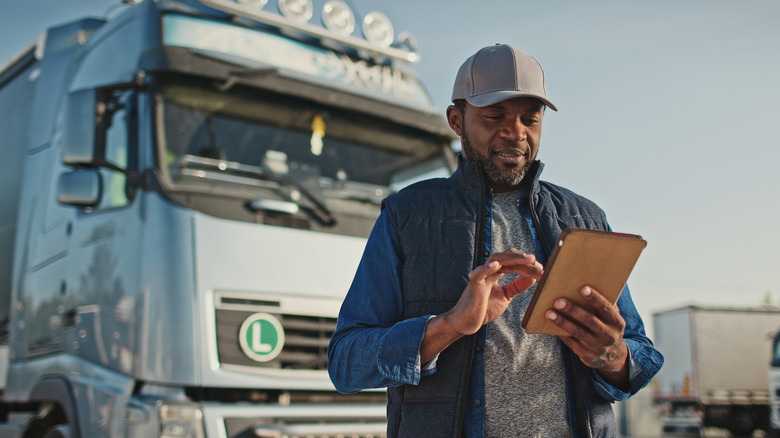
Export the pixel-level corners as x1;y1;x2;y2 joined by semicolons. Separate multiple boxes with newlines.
159;403;204;438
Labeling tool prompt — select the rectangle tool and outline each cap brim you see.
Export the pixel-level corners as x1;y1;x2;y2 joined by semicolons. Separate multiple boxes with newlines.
465;91;557;112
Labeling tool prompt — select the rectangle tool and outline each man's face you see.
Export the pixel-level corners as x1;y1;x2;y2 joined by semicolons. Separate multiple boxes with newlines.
448;97;545;192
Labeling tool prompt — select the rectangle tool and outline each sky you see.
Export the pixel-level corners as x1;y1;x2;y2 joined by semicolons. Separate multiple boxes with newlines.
2;0;780;331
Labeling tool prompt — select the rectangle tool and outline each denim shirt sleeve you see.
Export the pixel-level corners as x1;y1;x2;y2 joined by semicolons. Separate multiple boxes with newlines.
589;284;665;401
328;210;435;394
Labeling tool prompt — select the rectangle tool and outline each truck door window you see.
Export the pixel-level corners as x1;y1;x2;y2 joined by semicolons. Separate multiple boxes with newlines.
96;89;136;210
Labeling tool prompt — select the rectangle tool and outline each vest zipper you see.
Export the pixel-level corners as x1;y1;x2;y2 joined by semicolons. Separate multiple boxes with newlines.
527;182;593;438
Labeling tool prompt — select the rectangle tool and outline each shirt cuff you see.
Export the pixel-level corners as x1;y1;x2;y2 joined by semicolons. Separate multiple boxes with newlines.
590;342;638;402
420;316;440;376
377;315;435;386
627;346;641;381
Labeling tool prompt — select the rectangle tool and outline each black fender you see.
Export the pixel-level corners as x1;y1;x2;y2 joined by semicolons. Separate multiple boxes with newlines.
28;377;81;438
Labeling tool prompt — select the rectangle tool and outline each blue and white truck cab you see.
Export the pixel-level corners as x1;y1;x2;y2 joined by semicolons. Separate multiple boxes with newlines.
0;1;455;436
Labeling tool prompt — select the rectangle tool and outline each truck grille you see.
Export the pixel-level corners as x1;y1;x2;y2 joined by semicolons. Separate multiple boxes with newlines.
225;417;386;438
216;308;336;370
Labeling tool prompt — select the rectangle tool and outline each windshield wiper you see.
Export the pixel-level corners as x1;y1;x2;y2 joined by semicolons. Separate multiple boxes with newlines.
174;155;336;226
321;180;391;206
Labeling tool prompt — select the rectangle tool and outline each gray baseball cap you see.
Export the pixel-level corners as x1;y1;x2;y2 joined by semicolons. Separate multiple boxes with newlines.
451;44;557;111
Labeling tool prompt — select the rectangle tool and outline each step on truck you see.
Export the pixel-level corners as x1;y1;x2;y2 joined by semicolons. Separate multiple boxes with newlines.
0;1;456;436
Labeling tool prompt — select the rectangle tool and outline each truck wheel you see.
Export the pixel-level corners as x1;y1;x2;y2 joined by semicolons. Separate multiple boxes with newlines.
727;411;755;437
43;424;71;438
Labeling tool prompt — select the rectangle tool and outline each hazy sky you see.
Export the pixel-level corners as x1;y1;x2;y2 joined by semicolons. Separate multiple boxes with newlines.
3;0;779;329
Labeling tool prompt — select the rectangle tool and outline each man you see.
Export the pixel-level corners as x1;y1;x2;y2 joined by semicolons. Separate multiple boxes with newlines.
328;44;663;437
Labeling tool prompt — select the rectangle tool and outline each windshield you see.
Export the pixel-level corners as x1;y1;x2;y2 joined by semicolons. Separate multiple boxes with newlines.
155;78;453;237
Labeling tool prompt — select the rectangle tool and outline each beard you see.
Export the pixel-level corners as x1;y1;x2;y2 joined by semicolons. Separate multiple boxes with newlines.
461;130;532;189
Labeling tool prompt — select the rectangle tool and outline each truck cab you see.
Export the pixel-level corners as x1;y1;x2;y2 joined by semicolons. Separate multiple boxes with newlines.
769;330;780;435
0;1;455;436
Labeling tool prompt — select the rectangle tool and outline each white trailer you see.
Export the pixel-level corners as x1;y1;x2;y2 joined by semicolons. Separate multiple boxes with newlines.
653;306;780;436
767;329;780;435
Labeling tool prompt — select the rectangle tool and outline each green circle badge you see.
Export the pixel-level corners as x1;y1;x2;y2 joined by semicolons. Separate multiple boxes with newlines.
238;313;285;362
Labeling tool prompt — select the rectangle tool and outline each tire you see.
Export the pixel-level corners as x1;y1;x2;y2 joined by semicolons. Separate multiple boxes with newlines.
42;424;71;438
727;411;755;437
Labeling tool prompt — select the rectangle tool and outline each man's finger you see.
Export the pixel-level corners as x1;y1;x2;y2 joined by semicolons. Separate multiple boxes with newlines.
497;265;543;280
546;308;591;341
468;260;503;283
496;258;543;276
549;297;606;335
505;276;537;297
580;286;623;327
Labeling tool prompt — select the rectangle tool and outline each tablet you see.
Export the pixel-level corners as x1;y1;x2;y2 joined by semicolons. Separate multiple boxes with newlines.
520;228;647;336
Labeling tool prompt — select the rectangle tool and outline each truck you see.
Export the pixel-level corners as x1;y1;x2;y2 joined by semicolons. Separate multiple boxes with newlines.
0;0;456;436
653;305;780;437
768;327;780;435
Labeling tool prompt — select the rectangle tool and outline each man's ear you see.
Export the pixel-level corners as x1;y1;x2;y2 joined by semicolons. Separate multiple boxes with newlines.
446;105;463;136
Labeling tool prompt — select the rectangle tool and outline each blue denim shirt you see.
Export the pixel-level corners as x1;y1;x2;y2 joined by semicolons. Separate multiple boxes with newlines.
328;160;663;437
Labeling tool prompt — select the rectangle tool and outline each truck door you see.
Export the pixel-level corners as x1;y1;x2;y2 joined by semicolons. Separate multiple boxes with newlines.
57;87;144;373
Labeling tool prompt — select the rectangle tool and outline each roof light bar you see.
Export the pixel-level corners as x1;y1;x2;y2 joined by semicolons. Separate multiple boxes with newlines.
199;0;419;62
395;31;418;53
278;0;313;23
322;1;355;36
235;0;267;9
362;12;394;49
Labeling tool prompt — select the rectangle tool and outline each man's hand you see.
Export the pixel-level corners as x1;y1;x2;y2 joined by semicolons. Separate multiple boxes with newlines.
545;286;630;390
420;249;543;363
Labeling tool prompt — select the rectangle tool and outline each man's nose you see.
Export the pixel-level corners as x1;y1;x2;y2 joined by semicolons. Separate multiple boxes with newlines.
499;117;526;142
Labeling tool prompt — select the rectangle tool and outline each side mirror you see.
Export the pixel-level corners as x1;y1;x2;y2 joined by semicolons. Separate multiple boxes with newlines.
61;89;97;166
57;170;102;208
